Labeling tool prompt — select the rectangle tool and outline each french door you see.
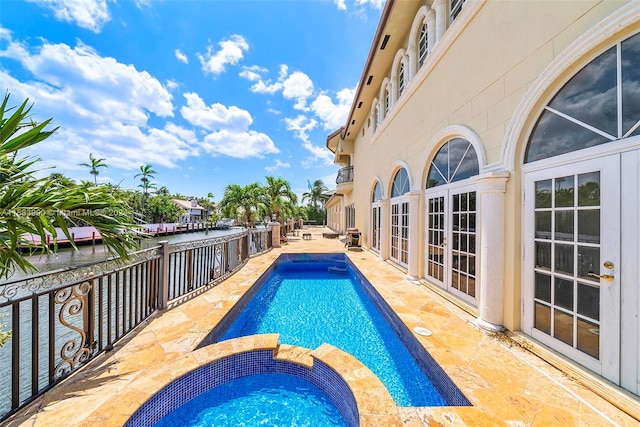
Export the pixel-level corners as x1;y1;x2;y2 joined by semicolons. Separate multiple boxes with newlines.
425;185;477;305
390;200;409;267
523;155;620;380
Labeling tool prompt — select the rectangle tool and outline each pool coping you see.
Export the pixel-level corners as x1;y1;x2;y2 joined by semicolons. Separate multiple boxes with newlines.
120;334;402;426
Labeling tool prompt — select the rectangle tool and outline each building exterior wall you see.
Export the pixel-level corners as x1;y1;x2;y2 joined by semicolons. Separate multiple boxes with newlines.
329;0;640;406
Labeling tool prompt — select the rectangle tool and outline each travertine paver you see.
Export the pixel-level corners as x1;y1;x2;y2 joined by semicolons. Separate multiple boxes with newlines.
6;227;640;427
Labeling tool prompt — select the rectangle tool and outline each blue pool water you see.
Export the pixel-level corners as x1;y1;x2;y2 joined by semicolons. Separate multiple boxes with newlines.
216;254;461;407
154;373;347;427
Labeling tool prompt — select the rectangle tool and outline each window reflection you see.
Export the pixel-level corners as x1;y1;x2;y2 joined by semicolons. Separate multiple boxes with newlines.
622;33;640;136
392;168;410;197
426;138;479;188
525;32;640;163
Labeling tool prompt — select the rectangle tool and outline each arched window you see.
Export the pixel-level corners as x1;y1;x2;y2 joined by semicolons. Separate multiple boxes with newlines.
398;62;406;98
384;85;391;116
418;22;428;69
372;182;383;201
392;168;410;196
426;138;479;188
525;32;640;163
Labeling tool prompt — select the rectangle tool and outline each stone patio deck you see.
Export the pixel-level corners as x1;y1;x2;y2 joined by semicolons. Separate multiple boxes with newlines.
7;227;640;426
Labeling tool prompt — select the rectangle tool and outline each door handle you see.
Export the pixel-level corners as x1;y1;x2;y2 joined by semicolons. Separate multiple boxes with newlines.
588;272;614;282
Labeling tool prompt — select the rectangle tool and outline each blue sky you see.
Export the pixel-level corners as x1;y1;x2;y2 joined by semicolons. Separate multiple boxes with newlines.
0;0;382;202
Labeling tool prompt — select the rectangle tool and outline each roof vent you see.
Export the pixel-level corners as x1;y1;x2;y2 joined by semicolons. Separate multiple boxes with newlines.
357;101;362;109
351;120;355;125
380;34;390;50
366;75;373;85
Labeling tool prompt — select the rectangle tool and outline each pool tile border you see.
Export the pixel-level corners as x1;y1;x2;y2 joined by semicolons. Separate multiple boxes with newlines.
123;335;401;427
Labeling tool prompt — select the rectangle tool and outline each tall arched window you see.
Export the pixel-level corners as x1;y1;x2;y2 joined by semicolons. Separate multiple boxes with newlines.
390;168;410;267
425;138;479;304
398;62;406;98
418;22;428;69
384;85;391;116
525;32;640;163
371;182;383;252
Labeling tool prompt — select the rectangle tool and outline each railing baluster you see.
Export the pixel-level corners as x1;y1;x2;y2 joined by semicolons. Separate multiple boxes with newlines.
11;302;20;410
31;296;39;397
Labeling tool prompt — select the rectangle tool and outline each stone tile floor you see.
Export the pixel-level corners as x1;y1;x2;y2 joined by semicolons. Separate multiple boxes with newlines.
6;227;640;426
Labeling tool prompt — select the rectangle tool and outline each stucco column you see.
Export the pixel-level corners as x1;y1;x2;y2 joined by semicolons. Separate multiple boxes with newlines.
379;198;390;260
475;172;510;332
270;222;281;248
426;9;436;54
432;0;446;43
407;192;420;280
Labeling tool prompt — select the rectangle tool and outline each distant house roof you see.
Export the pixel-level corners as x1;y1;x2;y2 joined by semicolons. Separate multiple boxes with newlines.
171;199;205;210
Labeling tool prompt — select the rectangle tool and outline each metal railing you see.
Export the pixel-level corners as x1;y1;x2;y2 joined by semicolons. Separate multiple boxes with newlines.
0;227;272;421
336;166;354;185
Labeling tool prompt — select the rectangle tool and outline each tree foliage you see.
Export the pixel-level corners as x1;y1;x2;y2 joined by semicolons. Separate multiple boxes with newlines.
0;94;140;279
261;176;297;223
302;179;329;208
219;182;262;225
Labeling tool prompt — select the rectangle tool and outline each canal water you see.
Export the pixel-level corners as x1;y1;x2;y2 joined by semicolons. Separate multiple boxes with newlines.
4;227;244;281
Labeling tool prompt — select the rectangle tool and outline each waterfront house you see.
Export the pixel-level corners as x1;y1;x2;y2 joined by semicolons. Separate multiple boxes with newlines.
326;0;640;412
172;198;206;223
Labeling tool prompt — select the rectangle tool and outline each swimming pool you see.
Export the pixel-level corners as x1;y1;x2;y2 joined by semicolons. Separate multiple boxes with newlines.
201;253;469;407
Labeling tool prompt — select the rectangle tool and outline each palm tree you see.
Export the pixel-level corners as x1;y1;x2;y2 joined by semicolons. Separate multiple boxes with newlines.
262;176;297;223
48;172;76;188
78;152;107;185
135;164;157;197
219;183;262;226
0;93;139;279
302;179;329;208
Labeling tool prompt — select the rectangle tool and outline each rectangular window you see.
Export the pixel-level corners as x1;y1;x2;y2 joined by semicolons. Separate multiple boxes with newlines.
346;204;356;229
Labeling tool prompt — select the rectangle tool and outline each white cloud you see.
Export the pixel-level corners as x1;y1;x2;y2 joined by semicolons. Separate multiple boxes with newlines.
181;92;279;159
201;129;279;159
334;0;347;11
241;65;314;110
181;92;252;132
0;30;188;178
282;71;314;110
301;141;334;166
241;64;287;94
354;0;384;10
175;49;188;64
310;86;355;130
0;37;173;124
284;115;317;143
197;35;248;75
265;159;291;173
27;0;111;33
